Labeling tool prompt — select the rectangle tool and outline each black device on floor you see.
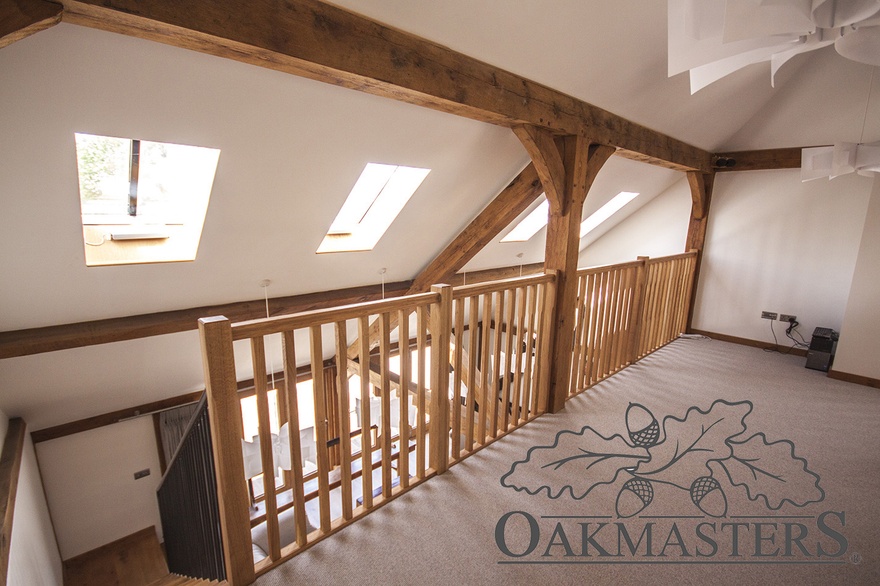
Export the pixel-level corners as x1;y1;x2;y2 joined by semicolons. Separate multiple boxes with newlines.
805;327;838;372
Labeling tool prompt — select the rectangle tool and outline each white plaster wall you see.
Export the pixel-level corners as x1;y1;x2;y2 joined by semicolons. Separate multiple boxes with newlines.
35;417;163;560
692;169;872;346
833;177;880;380
0;409;63;585
578;177;691;268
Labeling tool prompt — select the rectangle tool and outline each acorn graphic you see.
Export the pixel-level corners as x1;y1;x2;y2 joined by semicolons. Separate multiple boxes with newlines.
690;476;727;518
626;403;660;447
615;478;654;518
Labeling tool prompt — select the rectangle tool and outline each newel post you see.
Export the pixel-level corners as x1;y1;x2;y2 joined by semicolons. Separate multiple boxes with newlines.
429;284;452;473
628;256;650;363
198;316;255;586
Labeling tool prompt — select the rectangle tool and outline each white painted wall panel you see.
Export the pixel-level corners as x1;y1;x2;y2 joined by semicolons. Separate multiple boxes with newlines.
833;177;880;380
35;417;162;560
692;169;871;346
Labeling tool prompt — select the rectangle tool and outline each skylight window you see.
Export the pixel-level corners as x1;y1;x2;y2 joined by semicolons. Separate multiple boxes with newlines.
500;191;639;243
317;163;430;253
501;197;548;242
74;133;220;266
579;191;639;238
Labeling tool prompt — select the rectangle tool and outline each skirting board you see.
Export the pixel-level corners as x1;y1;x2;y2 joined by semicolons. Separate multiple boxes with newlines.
828;369;880;389
688;328;808;357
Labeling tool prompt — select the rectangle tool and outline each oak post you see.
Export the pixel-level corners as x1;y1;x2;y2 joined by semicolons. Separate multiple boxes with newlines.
685;171;716;331
429;284;452;473
628;256;650;363
516;125;615;413
198;316;254;586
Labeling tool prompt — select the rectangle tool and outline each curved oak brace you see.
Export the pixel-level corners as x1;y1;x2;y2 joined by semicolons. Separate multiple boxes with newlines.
0;0;61;49
513;126;567;211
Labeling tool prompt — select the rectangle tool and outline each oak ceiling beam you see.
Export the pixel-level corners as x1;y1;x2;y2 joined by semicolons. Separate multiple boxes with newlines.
0;0;61;49
713;147;811;172
0;280;411;359
57;0;712;172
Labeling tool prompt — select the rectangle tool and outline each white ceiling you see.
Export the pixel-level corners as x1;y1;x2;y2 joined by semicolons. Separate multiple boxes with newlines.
1;2;877;427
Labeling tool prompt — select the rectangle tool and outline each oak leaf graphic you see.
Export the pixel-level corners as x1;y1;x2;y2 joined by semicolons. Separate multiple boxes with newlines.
715;432;825;509
631;399;751;489
500;426;648;499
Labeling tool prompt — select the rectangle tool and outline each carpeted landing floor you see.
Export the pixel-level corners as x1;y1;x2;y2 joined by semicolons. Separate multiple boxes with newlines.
255;338;880;585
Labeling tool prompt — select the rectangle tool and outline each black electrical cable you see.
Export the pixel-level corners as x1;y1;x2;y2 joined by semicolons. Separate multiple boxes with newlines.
764;319;803;354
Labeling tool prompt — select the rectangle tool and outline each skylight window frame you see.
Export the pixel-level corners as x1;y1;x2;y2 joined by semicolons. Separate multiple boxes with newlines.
317;163;430;254
73;132;220;266
499;191;640;243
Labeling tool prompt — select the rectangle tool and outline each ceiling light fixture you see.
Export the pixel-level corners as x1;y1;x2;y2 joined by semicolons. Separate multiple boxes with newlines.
669;0;880;94
802;66;880;179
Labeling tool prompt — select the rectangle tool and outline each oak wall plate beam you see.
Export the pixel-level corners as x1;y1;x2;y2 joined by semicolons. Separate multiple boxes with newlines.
713;147;811;172
0;0;61;49
0;280;411;359
56;0;711;172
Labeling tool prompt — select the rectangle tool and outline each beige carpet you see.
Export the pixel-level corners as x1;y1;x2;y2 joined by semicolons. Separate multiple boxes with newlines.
256;338;880;585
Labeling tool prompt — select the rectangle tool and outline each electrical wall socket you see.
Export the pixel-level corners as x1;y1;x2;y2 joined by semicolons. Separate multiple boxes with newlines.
779;314;797;323
133;468;151;480
761;311;778;320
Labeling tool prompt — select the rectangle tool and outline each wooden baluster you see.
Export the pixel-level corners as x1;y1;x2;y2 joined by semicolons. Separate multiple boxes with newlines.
281;330;308;547
522;285;538;419
571;272;588;395
583;273;598;388
379;312;393;498
451;298;464;460
490;290;504;438
251;336;281;561
465;296;478;451
477;292;492;444
356;316;373;509
397;309;411;488
511;287;527;425
309;326;331;533
501;288;516;431
334;321;353;520
416;306;428;478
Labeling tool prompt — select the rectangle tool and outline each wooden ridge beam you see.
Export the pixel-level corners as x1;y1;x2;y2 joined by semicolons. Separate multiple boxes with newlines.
57;0;711;172
0;280;411;359
713;147;812;172
0;0;61;49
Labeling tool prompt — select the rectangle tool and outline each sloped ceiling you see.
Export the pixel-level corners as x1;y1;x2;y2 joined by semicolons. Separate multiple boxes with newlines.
1;1;877;427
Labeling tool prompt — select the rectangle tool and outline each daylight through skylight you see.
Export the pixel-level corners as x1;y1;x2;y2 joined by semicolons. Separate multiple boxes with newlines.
579;191;639;238
500;191;640;243
74;132;220;266
317;163;430;253
501;197;548;242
